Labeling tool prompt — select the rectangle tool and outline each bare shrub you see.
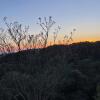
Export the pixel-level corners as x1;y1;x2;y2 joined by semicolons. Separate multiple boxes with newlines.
3;17;29;51
37;16;56;48
63;28;76;45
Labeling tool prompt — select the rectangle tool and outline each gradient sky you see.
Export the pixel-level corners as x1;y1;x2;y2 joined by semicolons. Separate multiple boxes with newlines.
0;0;100;42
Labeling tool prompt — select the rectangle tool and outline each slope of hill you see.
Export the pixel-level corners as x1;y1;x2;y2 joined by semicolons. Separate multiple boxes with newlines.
0;41;100;100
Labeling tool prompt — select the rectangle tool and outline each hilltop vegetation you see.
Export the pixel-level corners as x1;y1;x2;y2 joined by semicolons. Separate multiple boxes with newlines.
0;16;76;54
0;41;100;100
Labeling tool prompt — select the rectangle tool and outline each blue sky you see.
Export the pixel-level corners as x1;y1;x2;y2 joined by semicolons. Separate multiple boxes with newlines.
0;0;100;42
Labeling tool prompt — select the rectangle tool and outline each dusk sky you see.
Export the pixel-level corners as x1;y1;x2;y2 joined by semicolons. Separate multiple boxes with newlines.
0;0;100;42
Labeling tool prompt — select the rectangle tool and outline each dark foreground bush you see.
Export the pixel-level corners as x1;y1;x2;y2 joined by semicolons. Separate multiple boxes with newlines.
0;42;100;100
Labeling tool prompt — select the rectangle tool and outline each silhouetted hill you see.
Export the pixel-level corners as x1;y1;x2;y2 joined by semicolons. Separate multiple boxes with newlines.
0;41;100;100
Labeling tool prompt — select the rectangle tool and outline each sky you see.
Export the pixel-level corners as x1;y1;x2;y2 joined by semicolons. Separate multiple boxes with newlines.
0;0;100;43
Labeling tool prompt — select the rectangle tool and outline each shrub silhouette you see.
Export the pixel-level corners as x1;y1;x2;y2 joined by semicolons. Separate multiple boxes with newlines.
0;16;75;53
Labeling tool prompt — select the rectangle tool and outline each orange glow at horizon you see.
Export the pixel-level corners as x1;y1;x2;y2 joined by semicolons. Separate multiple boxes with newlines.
0;36;100;53
47;37;100;46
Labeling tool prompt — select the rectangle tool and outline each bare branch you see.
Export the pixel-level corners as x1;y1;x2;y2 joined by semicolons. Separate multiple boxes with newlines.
37;16;56;48
53;26;61;44
4;17;28;51
64;28;76;45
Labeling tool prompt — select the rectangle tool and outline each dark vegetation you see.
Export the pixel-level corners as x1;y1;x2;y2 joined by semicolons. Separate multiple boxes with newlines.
0;41;100;100
0;16;76;53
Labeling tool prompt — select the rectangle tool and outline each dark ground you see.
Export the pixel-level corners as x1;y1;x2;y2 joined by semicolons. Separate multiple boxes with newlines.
0;41;100;100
